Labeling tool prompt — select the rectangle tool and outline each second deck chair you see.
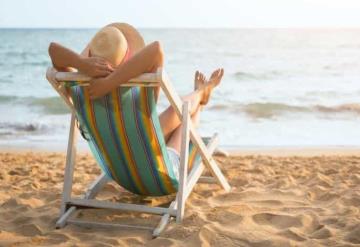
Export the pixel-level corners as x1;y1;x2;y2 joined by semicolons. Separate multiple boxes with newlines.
46;67;231;236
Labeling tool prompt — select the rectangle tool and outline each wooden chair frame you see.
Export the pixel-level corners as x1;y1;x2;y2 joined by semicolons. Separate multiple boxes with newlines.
46;67;231;236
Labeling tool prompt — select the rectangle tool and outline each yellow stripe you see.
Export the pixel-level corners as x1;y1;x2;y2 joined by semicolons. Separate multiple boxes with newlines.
188;146;198;170
140;88;175;193
111;90;147;194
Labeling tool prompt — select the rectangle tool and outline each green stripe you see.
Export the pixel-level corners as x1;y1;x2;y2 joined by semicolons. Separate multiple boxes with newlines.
118;87;163;195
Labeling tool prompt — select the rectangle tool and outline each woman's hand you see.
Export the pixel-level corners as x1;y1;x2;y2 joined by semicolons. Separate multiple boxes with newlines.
48;42;114;77
87;76;114;99
78;57;114;78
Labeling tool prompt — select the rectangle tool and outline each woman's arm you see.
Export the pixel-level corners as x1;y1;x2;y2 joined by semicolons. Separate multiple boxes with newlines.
88;41;164;99
48;42;113;77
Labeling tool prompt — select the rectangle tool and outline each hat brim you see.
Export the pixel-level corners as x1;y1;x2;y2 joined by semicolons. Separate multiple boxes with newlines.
106;23;145;57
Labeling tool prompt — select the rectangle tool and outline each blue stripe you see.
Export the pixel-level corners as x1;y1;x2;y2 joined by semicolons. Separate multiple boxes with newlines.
132;87;167;195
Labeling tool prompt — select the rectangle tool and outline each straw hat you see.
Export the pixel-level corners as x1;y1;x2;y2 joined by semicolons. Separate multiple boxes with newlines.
89;23;145;66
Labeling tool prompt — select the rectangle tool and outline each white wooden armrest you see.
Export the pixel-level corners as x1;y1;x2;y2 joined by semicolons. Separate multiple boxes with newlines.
52;67;163;87
55;72;92;82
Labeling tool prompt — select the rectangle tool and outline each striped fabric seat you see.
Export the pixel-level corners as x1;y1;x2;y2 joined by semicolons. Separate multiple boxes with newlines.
68;84;203;196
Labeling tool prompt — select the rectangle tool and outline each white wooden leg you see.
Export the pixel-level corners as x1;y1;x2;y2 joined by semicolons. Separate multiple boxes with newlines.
153;201;176;237
85;173;109;199
56;173;109;229
190;127;231;192
59;113;78;215
56;206;77;228
185;134;219;199
176;101;191;223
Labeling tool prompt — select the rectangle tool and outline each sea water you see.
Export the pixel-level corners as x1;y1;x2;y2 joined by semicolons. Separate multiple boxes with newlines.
0;28;360;149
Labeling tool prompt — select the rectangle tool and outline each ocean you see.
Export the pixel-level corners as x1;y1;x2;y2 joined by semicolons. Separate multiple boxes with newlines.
1;28;360;150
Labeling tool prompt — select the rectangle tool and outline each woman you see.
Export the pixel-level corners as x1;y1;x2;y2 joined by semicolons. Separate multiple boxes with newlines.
48;23;223;173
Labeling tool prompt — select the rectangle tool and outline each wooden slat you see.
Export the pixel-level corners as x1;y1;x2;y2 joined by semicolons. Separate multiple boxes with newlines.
159;69;183;116
60;114;78;215
190;127;231;191
55;72;92;82
70;199;177;216
54;70;161;84
84;173;109;199
176;101;191;223
185;134;219;199
67;219;154;230
46;67;75;111
67;81;160;87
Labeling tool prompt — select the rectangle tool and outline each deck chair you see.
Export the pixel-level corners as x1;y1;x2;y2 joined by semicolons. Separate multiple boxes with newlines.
46;66;231;236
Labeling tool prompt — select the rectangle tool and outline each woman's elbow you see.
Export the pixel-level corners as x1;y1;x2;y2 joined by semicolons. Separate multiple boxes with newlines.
48;42;58;57
150;41;164;64
48;42;63;68
150;41;163;56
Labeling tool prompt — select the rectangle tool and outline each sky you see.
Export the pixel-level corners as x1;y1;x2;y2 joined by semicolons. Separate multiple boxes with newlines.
0;0;360;28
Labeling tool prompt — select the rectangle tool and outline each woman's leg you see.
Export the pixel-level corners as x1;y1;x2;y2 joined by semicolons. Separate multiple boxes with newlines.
160;69;224;141
166;105;201;153
160;89;204;141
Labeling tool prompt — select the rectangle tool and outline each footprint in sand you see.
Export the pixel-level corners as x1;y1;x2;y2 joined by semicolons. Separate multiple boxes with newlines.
205;207;244;225
14;223;43;237
309;226;332;239
344;224;360;244
252;213;302;229
41;233;71;245
210;190;263;206
278;229;307;242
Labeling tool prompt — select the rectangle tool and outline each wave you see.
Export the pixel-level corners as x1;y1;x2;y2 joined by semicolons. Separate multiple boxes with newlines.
0;95;69;115
233;70;282;81
314;104;360;114
0;122;48;136
29;97;69;114
0;51;39;57
0;122;37;132
210;102;360;119
0;95;15;103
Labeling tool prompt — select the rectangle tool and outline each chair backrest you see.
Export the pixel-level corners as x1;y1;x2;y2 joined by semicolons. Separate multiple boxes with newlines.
70;84;181;196
47;68;201;196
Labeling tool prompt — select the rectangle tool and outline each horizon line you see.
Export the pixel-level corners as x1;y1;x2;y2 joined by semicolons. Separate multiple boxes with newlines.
1;26;360;30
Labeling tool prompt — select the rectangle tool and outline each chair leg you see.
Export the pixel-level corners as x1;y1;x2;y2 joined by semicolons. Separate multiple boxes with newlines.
189;128;231;192
85;173;109;199
56;206;77;228
56;173;110;229
176;101;191;223
153;201;176;237
59;113;78;216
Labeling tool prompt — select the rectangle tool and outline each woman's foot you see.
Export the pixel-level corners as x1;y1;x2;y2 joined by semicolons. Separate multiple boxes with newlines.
200;68;224;105
194;71;206;90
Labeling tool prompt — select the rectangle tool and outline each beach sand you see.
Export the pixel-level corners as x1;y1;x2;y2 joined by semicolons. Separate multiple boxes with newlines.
0;150;360;246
